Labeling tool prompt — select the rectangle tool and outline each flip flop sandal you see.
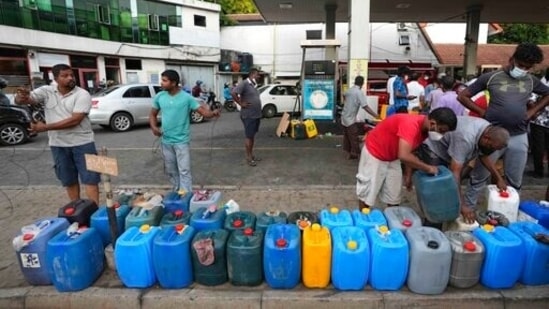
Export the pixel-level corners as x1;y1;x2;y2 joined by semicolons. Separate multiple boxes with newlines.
476;210;509;227
534;233;549;245
247;159;257;167
252;156;262;161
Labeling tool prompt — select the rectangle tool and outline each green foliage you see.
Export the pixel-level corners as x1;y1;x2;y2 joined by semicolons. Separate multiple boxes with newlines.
488;24;549;44
204;0;258;26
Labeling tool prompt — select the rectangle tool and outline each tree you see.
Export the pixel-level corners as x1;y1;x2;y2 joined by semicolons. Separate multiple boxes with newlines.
204;0;258;26
488;24;549;44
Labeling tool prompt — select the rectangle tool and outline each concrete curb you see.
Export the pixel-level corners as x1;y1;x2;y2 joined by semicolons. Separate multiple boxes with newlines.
1;184;547;191
1;285;549;309
0;184;359;191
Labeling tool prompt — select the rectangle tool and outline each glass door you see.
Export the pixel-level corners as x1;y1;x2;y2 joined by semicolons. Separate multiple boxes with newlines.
79;69;98;94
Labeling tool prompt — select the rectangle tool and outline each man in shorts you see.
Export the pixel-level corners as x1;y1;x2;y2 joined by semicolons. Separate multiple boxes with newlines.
356;107;457;210
232;68;262;167
15;63;101;204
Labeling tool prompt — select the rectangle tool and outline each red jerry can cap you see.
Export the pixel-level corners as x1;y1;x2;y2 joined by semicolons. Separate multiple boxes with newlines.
243;228;253;236
402;219;412;227
276;238;287;248
175;224;185;233
463;241;476;252
64;207;75;215
22;233;34;241
174;210;184;217
233;219;243;228
499;191;509;198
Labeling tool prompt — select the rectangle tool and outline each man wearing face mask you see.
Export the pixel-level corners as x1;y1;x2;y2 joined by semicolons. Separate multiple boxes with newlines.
458;43;549;211
417;117;510;223
356;107;457;210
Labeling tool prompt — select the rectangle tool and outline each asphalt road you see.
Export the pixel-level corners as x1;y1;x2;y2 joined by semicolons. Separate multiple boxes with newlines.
0;111;353;188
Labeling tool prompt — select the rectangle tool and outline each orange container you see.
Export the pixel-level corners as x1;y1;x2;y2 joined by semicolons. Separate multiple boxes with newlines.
302;223;331;288
379;104;388;120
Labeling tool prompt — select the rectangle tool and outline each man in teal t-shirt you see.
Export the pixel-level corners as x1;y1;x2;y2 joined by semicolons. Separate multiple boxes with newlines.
149;70;220;192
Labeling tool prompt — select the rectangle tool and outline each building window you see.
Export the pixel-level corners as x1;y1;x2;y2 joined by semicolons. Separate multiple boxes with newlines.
148;14;159;31
125;59;142;70
194;15;206;27
105;58;119;66
306;30;322;40
95;4;111;25
399;34;410;46
23;0;38;10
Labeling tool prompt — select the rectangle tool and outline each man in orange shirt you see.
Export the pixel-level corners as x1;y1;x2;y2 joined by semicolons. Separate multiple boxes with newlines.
356;107;457;210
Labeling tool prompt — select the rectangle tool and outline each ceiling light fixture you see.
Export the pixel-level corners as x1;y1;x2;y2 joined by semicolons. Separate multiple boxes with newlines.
396;3;411;9
279;3;293;9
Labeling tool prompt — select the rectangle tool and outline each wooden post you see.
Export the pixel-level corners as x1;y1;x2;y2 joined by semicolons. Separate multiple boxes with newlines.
86;147;119;249
99;147;120;248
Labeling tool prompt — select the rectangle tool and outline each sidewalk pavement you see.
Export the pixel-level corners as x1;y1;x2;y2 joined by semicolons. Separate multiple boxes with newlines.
1;121;548;309
1;184;548;309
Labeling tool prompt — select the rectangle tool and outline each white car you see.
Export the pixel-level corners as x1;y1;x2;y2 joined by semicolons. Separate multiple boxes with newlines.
237;84;299;118
89;84;204;132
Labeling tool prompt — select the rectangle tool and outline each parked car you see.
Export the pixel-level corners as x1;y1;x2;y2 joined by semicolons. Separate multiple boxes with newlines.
0;103;35;146
236;84;299;118
89;84;204;132
259;84;300;118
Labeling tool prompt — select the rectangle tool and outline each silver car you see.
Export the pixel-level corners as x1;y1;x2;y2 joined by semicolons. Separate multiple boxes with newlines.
89;84;204;132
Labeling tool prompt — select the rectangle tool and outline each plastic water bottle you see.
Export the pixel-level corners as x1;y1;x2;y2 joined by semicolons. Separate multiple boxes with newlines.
201;205;217;219
66;222;88;239
222;199;240;215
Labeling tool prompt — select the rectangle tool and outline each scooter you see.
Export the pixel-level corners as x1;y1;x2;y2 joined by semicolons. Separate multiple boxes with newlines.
223;99;237;112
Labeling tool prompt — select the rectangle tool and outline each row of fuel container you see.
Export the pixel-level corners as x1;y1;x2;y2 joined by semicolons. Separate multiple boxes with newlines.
11;194;549;293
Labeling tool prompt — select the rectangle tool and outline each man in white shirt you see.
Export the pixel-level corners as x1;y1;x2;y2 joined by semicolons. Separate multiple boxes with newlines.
15;64;100;204
407;72;425;112
386;75;397;106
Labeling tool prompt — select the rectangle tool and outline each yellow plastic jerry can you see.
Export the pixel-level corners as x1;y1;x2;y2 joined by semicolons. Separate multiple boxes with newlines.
303;119;318;139
302;223;331;288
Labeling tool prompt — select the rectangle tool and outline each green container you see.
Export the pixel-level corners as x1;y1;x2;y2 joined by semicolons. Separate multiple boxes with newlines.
224;211;256;232
227;228;263;286
191;229;229;286
160;209;191;227
256;211;287;234
125;206;163;231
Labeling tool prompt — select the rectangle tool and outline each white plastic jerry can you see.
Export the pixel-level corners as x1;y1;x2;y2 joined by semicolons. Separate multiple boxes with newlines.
486;185;520;223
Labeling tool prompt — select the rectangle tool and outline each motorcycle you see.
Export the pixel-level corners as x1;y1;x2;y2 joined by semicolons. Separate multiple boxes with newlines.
199;91;222;111
223;98;237;112
30;103;45;123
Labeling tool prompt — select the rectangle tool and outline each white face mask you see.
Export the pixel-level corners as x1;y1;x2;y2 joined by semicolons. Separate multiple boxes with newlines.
428;131;444;141
509;66;528;79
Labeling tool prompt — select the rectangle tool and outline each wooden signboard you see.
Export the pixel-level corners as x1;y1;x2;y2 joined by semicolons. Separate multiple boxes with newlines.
85;154;119;176
276;112;291;137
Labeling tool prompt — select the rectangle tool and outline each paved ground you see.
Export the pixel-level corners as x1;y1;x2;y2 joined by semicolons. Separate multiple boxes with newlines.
0;115;548;308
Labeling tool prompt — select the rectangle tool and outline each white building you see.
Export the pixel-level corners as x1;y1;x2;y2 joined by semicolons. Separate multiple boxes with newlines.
220;20;493;80
0;0;221;93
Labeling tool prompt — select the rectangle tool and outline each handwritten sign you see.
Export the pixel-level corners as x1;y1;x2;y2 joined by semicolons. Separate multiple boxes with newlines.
85;154;119;176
